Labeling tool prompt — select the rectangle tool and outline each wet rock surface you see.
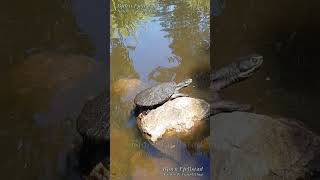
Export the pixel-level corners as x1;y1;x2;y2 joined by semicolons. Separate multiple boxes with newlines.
210;112;320;180
137;97;210;142
76;92;109;143
76;92;110;179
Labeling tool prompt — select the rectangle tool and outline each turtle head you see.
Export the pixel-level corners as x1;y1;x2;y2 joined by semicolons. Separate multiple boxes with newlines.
238;54;263;78
182;78;192;85
176;78;192;90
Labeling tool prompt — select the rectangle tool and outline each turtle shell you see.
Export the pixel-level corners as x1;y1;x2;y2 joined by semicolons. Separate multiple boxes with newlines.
134;82;176;107
76;92;109;142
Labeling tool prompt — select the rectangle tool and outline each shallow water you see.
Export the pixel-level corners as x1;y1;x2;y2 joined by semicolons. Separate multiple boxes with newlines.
110;0;210;179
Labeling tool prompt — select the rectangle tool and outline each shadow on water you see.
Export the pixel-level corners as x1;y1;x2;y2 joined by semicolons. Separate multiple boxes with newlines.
1;0;107;179
110;0;210;179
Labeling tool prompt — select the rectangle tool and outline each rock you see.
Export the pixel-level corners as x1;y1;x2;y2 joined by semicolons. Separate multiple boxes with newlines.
111;78;147;103
77;92;109;143
12;51;101;94
112;78;141;94
137;97;210;142
84;162;109;180
210;112;320;180
11;51;105;127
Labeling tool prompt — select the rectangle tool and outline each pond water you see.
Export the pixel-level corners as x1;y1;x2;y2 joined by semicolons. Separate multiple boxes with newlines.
2;0;320;179
110;0;210;179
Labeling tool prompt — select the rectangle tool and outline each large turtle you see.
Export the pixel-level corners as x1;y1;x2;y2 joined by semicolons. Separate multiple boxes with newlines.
210;54;263;114
134;78;193;108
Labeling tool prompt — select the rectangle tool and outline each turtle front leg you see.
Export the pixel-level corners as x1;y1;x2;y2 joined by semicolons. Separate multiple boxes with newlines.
138;113;145;119
211;100;252;115
170;93;189;99
138;110;150;119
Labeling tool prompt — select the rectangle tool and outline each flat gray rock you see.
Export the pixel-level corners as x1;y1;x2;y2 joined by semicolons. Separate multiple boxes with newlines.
137;97;209;142
210;112;320;180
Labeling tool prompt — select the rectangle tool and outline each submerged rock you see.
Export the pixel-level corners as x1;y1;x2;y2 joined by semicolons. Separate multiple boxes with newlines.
77;92;109;143
12;51;102;94
210;112;320;180
112;78;141;95
84;162;109;180
111;78;148;104
137;97;210;142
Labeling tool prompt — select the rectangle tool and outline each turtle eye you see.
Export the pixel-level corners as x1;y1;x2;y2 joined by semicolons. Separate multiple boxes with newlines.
251;57;258;63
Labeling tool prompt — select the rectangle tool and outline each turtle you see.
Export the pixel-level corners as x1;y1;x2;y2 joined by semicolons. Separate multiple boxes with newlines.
133;78;193;116
210;54;263;114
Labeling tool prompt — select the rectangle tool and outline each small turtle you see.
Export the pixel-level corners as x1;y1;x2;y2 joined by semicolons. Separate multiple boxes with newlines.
134;78;192;116
211;54;263;114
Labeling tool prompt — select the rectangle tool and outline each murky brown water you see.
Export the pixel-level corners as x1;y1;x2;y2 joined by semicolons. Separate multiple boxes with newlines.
110;0;210;179
1;0;107;179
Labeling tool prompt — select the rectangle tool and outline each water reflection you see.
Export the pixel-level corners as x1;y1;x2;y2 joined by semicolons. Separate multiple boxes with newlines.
70;0;108;61
211;0;225;16
110;0;210;179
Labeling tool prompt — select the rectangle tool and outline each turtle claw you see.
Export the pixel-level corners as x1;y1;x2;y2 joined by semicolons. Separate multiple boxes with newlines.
171;93;189;99
138;113;145;119
138;110;149;119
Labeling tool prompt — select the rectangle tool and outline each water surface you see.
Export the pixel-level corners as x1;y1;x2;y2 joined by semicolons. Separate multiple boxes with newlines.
110;0;210;179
